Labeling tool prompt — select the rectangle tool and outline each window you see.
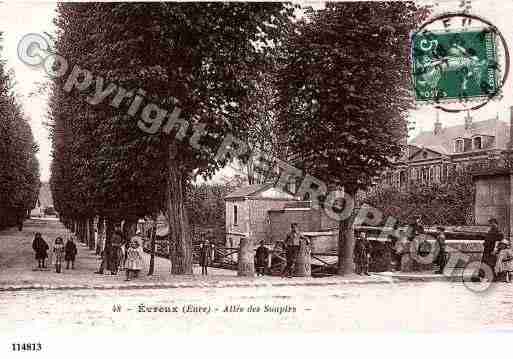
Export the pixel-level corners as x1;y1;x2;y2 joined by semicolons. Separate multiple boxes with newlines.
233;205;238;226
454;139;464;153
473;136;482;150
399;171;407;187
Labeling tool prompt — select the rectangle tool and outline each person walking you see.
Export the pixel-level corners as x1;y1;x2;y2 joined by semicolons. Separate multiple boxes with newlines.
434;226;447;274
495;239;513;283
255;241;269;276
282;223;303;278
125;238;144;281
199;239;212;275
481;218;502;281
64;236;78;270
53;237;65;273
32;232;49;269
110;224;124;275
354;231;371;275
17;210;24;232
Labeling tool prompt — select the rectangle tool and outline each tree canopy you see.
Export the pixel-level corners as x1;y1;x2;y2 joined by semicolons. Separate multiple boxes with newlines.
0;31;41;229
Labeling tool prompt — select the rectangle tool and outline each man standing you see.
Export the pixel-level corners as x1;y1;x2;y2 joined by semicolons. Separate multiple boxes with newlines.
434;226;447;274
282;223;302;278
110;224;124;275
481;218;502;280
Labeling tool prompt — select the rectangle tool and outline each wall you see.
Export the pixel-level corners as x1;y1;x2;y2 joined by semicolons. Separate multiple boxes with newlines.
225;200;249;246
248;199;295;243
268;208;338;244
474;173;510;237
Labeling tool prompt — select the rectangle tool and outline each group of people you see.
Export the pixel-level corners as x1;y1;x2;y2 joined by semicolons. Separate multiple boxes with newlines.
95;224;145;281
253;223;309;278
32;232;77;273
481;218;513;282
387;216;513;282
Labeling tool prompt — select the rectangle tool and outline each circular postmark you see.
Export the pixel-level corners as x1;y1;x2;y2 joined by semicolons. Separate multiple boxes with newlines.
411;12;510;113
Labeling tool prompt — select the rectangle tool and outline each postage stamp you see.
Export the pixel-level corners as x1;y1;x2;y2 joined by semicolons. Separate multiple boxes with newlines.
412;28;499;103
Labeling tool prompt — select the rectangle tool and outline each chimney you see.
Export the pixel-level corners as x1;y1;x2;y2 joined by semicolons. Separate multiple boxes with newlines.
434;111;442;135
464;111;473;130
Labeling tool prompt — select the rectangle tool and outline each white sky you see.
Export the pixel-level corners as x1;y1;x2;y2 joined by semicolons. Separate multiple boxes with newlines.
1;0;512;183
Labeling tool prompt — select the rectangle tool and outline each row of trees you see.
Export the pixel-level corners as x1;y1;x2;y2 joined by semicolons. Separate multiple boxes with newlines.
50;3;426;275
49;3;293;273
0;31;40;230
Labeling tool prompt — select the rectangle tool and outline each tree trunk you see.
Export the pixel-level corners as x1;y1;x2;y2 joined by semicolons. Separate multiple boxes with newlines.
337;191;356;275
97;217;105;255
105;219;114;272
148;220;157;276
167;142;193;275
88;217;95;250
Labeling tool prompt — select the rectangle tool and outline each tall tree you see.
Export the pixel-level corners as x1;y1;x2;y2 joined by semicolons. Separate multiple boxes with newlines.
276;3;426;274
0;31;40;229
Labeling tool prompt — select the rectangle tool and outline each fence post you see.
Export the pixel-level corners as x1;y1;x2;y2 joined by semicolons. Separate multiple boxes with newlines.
237;237;255;277
294;239;311;277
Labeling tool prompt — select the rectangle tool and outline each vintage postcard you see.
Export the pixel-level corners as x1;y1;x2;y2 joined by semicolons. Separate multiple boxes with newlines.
0;0;512;357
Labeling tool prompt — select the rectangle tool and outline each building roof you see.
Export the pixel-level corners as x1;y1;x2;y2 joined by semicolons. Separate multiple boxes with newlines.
225;183;296;201
409;117;510;154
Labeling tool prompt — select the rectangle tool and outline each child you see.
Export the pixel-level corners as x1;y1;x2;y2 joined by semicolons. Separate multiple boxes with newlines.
255;241;269;276
125;239;144;281
53;237;65;273
354;231;371;275
64;236;78;270
495;239;513;283
199;239;212;275
32;232;49;269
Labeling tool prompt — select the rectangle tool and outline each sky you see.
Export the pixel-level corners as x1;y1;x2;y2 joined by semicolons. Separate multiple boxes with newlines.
1;0;512;183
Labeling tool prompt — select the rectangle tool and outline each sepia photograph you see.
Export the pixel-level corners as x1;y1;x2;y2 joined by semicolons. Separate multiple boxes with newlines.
1;0;512;357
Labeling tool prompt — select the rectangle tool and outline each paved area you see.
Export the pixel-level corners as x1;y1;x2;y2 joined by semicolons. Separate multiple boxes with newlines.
1;281;513;334
0;218;390;291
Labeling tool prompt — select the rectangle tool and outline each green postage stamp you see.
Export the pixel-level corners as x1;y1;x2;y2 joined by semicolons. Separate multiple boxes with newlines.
412;28;499;103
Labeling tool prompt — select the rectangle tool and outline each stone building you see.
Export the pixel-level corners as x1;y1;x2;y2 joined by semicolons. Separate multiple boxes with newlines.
382;112;510;189
224;183;339;248
224;183;299;248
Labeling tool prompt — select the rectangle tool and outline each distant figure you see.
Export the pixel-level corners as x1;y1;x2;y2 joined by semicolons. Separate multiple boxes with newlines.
17;211;24;231
32;232;49;269
125;238;144;281
354;231;371;275
110;224;124;275
495;239;513;283
482;218;502;280
434;226;447;274
199;239;212;275
64;236;78;270
255;241;269;276
53;237;65;273
282;223;303;278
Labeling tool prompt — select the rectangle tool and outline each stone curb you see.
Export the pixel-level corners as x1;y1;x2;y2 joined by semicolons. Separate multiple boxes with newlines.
0;277;395;292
